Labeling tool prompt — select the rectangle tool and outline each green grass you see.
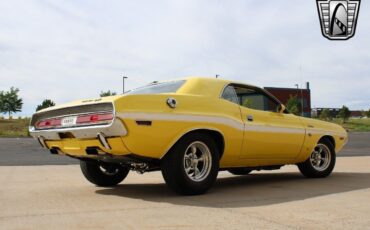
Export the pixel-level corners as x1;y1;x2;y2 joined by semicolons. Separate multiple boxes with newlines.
329;118;370;132
0;118;30;137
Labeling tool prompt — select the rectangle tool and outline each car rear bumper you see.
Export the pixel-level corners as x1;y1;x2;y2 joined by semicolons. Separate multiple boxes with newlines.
29;118;130;156
29;118;127;140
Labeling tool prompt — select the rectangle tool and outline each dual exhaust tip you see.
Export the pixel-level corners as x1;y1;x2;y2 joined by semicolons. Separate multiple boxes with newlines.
38;132;112;155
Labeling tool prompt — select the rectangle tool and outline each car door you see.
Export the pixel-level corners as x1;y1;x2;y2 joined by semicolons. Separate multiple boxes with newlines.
232;84;306;159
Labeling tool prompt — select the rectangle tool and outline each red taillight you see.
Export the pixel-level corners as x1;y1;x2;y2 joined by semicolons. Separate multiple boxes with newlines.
36;118;62;129
76;113;113;124
35;112;113;130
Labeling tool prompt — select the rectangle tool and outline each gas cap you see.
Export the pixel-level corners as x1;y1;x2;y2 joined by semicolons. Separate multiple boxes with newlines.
166;98;177;108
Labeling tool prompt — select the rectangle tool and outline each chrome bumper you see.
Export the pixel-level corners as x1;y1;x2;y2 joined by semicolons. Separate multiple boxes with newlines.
29;119;127;140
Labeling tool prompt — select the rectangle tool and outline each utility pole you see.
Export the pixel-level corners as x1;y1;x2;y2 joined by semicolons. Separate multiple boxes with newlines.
122;76;128;94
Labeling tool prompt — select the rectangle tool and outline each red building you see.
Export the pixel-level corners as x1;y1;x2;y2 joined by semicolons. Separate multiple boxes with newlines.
264;82;311;117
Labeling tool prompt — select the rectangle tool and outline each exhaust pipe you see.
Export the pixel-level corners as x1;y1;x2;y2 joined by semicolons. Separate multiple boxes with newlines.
97;132;111;150
50;147;62;155
37;136;47;148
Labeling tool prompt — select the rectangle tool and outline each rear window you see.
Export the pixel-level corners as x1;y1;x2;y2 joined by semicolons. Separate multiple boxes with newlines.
125;80;185;95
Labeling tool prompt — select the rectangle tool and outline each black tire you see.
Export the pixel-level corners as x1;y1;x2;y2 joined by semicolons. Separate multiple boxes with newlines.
80;160;130;187
297;139;336;178
161;133;220;195
228;168;252;175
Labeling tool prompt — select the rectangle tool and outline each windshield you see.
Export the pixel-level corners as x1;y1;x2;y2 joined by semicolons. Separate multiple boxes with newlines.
125;80;185;95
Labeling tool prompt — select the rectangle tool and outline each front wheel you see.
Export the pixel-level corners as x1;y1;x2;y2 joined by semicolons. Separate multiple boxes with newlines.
161;133;220;195
297;139;336;178
80;160;130;187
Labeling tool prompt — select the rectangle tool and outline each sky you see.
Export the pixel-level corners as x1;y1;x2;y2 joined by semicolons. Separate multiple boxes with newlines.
0;0;369;117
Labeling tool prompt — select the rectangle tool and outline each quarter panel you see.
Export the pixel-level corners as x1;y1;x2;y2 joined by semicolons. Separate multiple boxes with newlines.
114;94;245;167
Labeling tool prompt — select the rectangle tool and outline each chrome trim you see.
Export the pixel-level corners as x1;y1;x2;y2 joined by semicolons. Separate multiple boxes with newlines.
97;132;112;150
30;102;114;127
37;136;47;148
33;111;114;130
29;118;127;140
166;97;177;108
29;102;126;141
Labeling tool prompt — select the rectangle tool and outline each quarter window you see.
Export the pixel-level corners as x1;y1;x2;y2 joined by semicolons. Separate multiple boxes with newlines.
221;86;239;104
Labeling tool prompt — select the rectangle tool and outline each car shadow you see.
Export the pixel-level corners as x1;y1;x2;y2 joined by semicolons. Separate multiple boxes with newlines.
95;172;370;208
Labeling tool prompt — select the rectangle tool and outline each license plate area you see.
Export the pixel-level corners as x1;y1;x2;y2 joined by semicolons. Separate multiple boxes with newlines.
61;116;77;127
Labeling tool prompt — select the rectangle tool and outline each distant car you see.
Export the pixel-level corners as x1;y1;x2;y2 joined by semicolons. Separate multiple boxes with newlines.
29;77;348;195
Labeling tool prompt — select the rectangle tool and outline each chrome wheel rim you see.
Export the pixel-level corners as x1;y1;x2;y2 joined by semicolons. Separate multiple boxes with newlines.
310;144;331;171
183;141;212;182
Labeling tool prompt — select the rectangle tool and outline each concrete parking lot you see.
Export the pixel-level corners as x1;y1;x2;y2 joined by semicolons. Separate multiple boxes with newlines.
0;157;370;229
0;133;369;229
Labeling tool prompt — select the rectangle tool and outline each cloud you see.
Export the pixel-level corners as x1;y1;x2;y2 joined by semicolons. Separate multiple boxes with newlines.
0;0;369;116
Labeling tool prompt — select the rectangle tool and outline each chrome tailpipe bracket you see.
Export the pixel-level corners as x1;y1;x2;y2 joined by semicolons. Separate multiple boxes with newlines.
97;132;111;150
37;136;47;148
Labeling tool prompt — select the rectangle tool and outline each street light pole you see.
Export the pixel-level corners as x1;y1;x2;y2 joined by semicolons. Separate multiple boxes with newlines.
295;84;300;115
294;84;304;116
122;76;128;94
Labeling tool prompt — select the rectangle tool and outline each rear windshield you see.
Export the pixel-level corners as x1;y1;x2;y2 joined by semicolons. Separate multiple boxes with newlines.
125;80;185;95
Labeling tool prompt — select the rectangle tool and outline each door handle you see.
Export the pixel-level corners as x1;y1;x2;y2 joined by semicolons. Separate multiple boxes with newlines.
247;115;253;122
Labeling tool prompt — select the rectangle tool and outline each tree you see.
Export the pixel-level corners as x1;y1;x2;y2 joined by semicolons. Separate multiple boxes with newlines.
286;95;301;116
0;87;23;118
338;105;351;123
319;109;332;121
100;90;117;97
36;99;56;111
242;98;252;108
367;109;370;118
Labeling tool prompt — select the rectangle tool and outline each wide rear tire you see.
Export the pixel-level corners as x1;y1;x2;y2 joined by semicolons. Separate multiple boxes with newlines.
297;139;336;178
161;133;220;195
80;160;130;187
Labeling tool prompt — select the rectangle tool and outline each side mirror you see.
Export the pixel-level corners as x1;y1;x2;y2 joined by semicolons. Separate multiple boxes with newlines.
277;104;286;113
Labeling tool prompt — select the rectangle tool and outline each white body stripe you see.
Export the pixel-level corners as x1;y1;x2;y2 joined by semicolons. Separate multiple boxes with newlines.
246;125;305;134
117;112;309;135
117;112;245;131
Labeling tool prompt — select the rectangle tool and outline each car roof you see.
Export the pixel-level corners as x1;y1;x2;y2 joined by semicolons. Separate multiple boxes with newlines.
176;77;258;97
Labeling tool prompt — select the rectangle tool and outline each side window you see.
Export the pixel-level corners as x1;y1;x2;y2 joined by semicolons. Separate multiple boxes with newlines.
234;86;279;112
221;85;239;104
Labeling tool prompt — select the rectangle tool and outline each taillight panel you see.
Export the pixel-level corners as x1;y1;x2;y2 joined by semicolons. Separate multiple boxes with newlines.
35;112;114;130
76;113;114;124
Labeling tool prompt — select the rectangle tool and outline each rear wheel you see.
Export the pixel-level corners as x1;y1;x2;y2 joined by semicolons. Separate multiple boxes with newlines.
297;139;336;178
228;168;252;175
80;160;130;186
161;133;220;195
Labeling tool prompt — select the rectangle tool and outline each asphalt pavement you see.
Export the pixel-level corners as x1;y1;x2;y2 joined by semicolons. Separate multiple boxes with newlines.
0;132;369;166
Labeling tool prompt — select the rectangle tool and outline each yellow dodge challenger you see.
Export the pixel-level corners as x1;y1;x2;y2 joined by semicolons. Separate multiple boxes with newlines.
29;77;348;195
